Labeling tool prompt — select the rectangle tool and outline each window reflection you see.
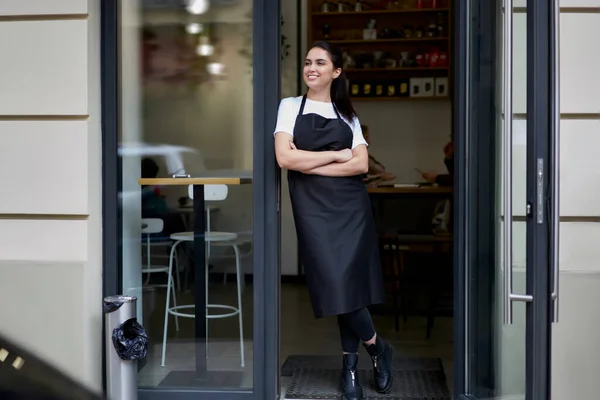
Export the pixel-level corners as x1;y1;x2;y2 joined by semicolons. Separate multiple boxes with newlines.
119;0;254;390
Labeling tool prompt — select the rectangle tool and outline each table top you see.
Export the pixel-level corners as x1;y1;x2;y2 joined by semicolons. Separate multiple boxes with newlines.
138;177;252;185
368;185;452;194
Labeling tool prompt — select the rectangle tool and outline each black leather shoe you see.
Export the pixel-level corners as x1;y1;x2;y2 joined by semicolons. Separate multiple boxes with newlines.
341;353;363;400
364;336;393;393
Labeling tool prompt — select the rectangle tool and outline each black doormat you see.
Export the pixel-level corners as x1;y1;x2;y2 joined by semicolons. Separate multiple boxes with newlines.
281;355;445;377
158;370;244;388
284;368;451;400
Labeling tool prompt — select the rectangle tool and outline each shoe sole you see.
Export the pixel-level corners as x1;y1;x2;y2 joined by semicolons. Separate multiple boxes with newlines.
375;344;394;394
341;389;364;400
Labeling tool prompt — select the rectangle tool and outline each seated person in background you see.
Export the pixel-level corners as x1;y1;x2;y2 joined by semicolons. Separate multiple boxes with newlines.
421;141;454;186
361;124;396;183
141;158;168;217
141;158;185;236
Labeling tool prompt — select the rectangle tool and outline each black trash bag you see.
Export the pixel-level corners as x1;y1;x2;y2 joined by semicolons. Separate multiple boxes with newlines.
111;318;149;360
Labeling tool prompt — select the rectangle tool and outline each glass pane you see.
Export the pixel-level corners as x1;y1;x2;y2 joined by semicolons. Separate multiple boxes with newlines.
466;1;526;398
118;0;254;391
492;4;527;398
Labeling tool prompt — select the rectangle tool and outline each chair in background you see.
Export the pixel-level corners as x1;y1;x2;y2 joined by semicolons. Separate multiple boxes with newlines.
141;218;179;330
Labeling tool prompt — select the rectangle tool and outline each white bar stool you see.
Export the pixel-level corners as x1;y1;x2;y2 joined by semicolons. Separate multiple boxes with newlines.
161;184;245;368
141;218;180;330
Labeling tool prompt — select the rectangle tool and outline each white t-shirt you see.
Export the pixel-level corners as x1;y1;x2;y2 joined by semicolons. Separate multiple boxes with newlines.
273;96;368;150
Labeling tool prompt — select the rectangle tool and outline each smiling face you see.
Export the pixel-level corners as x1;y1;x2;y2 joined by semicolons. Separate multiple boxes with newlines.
303;46;341;91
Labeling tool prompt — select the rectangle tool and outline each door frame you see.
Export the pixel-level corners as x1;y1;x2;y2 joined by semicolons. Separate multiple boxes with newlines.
99;0;281;398
452;0;500;396
525;0;554;397
452;0;556;398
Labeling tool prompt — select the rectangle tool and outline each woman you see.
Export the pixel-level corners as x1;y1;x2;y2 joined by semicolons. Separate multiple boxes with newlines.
273;41;393;400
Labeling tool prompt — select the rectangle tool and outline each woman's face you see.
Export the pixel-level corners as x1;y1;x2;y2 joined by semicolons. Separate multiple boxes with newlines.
303;47;341;91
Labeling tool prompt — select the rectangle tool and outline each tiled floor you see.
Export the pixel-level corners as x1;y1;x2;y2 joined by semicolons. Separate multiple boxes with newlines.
137;280;454;396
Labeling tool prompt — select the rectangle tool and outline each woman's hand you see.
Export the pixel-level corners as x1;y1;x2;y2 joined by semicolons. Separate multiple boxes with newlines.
336;148;353;163
275;132;342;171
289;140;353;163
421;171;438;183
303;145;369;177
380;171;396;181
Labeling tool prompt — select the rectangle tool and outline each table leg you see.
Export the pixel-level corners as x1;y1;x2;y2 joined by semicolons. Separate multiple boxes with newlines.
193;184;207;378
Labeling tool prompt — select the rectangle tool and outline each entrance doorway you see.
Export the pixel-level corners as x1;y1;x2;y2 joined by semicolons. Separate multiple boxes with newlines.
276;0;558;399
101;0;558;398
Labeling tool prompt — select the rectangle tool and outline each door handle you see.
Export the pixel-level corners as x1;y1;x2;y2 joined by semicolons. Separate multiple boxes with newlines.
550;0;560;324
503;0;532;325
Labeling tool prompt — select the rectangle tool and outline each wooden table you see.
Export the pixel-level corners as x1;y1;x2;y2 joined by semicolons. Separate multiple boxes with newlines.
368;185;453;234
138;176;251;384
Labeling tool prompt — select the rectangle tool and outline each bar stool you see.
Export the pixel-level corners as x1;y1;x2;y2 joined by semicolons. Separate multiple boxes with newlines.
141;218;181;290
161;184;244;368
141;218;180;330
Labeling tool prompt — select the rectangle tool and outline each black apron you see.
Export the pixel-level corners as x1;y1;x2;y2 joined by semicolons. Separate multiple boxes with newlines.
288;95;385;318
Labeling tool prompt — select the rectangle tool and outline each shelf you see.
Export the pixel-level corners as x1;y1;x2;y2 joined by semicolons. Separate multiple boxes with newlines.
312;8;450;16
308;0;453;99
327;37;448;44
345;67;449;73
351;96;450;102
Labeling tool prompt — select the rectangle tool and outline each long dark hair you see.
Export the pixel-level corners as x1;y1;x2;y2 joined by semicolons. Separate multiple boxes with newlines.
310;41;357;122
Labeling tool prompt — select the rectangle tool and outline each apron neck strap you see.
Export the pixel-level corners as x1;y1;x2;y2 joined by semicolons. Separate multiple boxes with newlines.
299;94;343;120
298;95;307;116
331;102;342;119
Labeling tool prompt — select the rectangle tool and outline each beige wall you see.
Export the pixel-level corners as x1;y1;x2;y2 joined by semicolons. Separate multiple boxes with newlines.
0;0;103;393
552;2;600;399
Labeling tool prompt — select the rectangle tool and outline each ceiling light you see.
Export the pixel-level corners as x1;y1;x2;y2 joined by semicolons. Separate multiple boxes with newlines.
196;44;214;56
196;36;214;56
207;62;225;75
186;0;209;15
186;23;203;34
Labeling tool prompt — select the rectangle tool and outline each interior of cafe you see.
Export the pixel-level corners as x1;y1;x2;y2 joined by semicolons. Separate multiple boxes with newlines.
122;0;454;397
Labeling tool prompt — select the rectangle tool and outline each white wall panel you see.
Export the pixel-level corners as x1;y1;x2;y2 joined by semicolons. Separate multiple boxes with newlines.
0;219;88;262
560;14;600;113
0;0;87;16
560;0;600;6
552;272;600;399
0;20;88;115
560;223;600;273
0;262;85;382
0;121;88;214
559;120;600;216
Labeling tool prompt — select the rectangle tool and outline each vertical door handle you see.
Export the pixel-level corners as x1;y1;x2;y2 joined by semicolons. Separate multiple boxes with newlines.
551;0;561;324
503;0;515;325
503;0;533;325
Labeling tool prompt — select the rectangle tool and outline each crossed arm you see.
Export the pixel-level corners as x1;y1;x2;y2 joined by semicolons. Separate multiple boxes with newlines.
274;132;369;177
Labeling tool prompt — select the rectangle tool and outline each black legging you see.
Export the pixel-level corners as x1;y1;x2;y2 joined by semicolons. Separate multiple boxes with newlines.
337;307;376;353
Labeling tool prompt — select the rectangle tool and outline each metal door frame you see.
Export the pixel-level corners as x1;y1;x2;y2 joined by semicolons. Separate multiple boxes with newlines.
452;0;557;398
100;0;281;398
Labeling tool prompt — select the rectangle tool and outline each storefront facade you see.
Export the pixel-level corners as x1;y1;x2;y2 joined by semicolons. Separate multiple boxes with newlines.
0;1;599;399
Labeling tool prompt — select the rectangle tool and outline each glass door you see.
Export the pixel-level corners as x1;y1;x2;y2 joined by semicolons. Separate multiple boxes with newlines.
101;0;280;398
454;0;559;398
